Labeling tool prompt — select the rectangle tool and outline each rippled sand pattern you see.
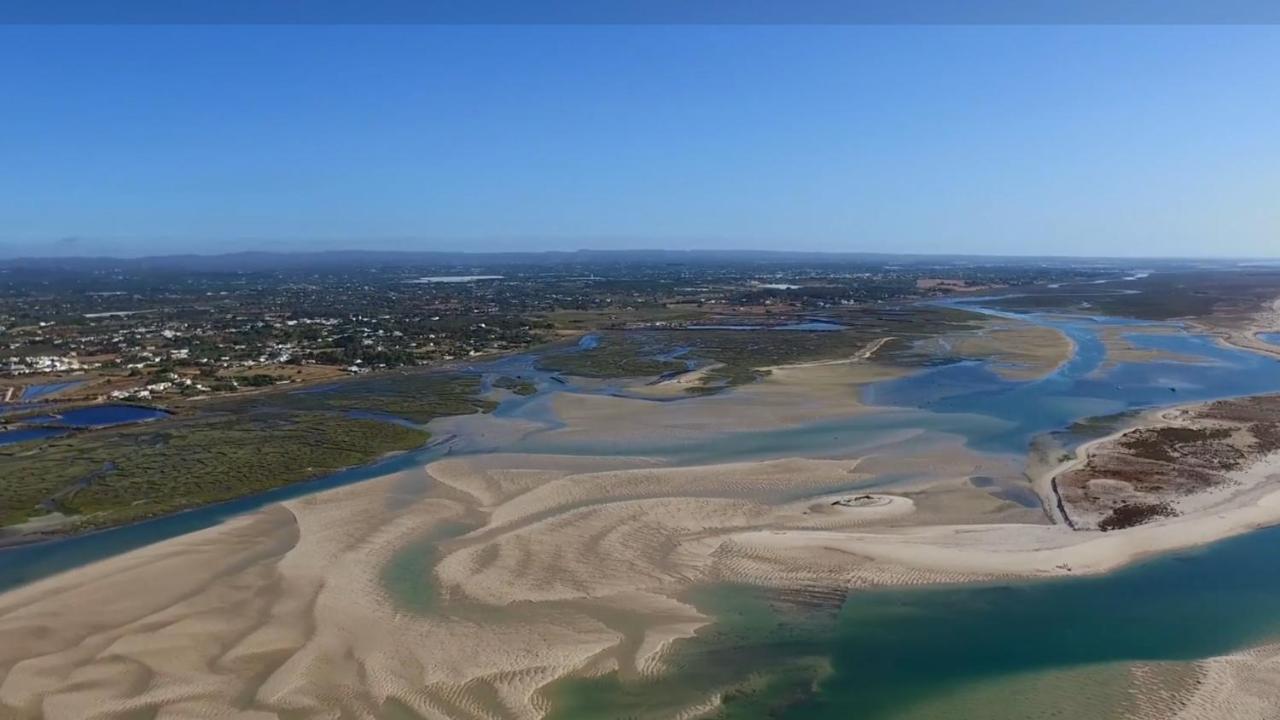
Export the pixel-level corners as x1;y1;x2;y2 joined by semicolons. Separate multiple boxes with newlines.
4;344;1279;720
0;434;1032;720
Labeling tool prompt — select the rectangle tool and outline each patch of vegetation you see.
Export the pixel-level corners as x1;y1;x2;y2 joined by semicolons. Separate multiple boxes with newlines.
1118;426;1237;466
537;334;689;378
537;305;981;393
1098;502;1178;531
0;372;498;531
541;304;711;331
233;373;284;387
237;372;497;423
1249;422;1280;454
0;413;428;529
493;376;537;395
981;270;1280;321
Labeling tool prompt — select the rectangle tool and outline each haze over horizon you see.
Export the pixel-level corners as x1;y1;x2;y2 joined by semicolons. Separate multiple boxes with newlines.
4;244;1280;263
3;24;1278;259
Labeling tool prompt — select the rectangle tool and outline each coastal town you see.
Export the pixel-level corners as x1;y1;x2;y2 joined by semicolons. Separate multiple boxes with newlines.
0;252;1104;408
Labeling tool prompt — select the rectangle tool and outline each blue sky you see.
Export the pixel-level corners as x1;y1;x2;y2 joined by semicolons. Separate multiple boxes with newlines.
1;25;1277;258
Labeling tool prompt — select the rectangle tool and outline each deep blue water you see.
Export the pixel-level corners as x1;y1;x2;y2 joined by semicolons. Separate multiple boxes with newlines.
0;427;69;447
0;405;168;447
1261;332;1280;347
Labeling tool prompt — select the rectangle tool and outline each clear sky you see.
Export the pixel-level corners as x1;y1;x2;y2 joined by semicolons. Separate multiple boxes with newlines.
2;25;1278;258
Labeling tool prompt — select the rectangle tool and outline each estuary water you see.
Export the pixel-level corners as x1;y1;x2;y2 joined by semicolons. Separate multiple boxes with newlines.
0;405;172;448
3;302;1280;718
552;522;1280;720
866;311;1280;454
542;306;1280;719
1;307;1274;585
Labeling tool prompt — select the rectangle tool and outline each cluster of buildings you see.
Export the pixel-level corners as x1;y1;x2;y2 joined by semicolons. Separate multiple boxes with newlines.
107;376;213;401
4;355;95;375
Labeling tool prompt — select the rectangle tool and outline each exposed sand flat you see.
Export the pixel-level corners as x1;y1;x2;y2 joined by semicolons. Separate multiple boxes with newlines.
547;359;905;444
1194;296;1280;361
425;453;663;508
0;505;301;719
736;458;1280;579
620;363;725;399
945;321;1075;380
1095;324;1206;371
0;469;1272;720
0;441;1029;720
0;469;656;720
7;378;1280;719
1158;644;1280;720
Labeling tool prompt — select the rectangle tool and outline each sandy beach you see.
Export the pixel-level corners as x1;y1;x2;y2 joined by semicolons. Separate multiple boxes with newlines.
1195;297;1280;361
3;350;1280;720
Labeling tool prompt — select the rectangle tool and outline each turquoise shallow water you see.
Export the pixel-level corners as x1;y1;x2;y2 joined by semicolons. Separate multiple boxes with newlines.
866;312;1280;454
800;521;1280;719
3;302;1280;718
542;305;1280;719
551;523;1280;720
2;306;1276;593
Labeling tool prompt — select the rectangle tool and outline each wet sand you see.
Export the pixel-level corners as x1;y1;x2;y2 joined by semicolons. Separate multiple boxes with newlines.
1196;297;1280;361
545;356;906;444
946;320;1075;380
1095;325;1208;371
2;354;1280;720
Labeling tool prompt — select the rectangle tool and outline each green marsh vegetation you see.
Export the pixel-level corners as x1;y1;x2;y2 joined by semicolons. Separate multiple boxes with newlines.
536;334;689;379
493;376;538;395
0;413;426;529
542;304;713;332
0;372;494;532
979;270;1280;321
248;372;496;423
537;305;982;393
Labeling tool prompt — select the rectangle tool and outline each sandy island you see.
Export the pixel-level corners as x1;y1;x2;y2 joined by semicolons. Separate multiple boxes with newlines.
2;348;1280;720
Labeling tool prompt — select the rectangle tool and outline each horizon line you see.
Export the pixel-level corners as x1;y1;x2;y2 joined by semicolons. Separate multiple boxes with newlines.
3;248;1279;264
